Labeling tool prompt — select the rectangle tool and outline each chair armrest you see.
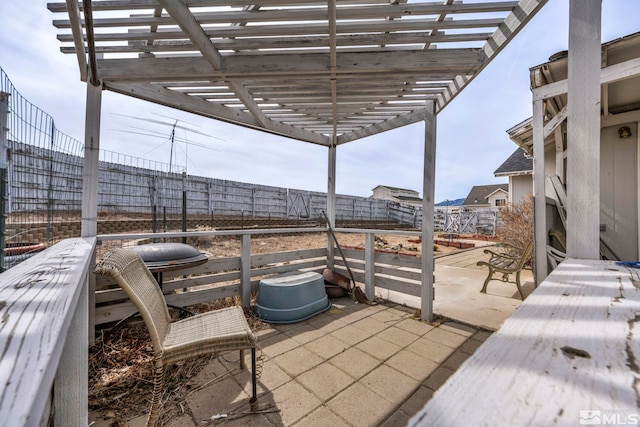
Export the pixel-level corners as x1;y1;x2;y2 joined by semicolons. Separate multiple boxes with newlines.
483;248;520;261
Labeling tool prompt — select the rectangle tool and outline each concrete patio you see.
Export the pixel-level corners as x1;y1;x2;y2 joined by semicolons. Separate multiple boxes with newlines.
90;245;533;427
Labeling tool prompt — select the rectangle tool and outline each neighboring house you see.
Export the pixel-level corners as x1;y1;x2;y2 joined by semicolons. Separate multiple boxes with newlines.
371;185;423;207
494;148;533;204
462;184;508;209
509;31;640;272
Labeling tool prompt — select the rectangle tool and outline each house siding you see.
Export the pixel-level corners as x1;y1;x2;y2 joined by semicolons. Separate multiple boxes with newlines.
510;175;533;204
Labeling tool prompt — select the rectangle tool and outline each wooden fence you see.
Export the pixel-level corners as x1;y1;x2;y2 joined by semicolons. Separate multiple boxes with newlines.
95;228;424;325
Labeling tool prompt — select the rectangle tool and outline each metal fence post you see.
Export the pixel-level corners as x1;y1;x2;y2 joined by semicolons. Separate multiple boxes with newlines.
0;92;10;272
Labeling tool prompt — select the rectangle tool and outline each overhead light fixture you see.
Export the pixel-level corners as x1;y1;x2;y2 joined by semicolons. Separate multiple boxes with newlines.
618;126;632;139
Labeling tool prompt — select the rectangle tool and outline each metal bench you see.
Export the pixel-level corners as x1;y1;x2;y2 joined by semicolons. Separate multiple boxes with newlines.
477;241;534;300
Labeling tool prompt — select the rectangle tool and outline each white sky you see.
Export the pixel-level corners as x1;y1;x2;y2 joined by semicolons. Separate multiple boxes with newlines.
0;1;638;203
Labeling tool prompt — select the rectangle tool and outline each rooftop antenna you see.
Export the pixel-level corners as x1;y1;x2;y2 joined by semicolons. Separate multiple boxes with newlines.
110;113;223;174
169;119;177;173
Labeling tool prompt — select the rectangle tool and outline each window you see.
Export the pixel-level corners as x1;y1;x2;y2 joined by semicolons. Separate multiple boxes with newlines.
495;199;506;207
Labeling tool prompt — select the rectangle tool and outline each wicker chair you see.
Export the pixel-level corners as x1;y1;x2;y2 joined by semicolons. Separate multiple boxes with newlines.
95;248;258;427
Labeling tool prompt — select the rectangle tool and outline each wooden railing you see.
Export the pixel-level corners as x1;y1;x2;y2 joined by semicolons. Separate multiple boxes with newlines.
409;258;640;426
96;228;424;324
0;237;95;426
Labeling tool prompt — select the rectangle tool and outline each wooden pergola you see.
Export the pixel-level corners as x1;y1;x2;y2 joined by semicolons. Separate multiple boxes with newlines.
48;0;548;322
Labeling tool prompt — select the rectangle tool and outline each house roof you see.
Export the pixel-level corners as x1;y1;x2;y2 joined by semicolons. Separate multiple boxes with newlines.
494;148;533;177
463;184;508;206
48;0;548;146
509;31;640;155
395;195;423;203
372;185;418;193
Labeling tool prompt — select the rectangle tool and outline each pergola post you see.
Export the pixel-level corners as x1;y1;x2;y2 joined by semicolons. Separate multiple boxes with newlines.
81;82;102;238
327;139;337;269
566;0;601;259
421;101;436;322
81;81;101;344
532;99;547;283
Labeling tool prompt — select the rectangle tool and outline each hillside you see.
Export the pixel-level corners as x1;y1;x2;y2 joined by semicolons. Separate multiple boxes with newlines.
435;198;464;206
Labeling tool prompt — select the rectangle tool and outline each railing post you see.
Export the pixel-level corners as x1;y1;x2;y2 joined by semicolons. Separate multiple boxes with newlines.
240;234;251;307
365;233;375;300
54;271;88;426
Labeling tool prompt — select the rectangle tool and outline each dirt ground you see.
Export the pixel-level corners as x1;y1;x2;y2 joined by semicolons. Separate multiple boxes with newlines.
189;231;461;259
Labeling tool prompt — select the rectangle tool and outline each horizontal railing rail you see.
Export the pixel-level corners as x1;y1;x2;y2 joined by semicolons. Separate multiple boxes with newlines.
96;228;425;324
0;237;95;427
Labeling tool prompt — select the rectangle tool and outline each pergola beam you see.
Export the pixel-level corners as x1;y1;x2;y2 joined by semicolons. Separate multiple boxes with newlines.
337;108;433;144
106;81;330;145
64;0;88;81
157;0;268;126
96;49;484;81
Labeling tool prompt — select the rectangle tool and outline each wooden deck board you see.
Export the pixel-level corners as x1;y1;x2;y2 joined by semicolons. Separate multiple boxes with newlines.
410;258;640;426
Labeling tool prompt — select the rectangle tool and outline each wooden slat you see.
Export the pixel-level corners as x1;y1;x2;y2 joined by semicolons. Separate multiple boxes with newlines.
374;275;421;297
53;2;519;28
249;259;327;277
250;247;326;266
410;259;640;425
95;283;241;324
60;32;492;55
375;251;422;269
375;265;422;281
96;50;483;81
57;18;504;43
162;256;241;279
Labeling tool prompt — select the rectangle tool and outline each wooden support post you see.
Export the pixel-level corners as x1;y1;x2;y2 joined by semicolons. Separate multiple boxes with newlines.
421;101;436;322
54;272;88;426
532;98;547;283
327;140;337;269
81;82;101;238
81;81;101;342
240;234;251;308
566;0;601;259
365;233;375;301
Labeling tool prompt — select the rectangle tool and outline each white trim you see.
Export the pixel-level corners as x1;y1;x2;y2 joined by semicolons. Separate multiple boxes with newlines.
532;98;547;283
532;56;640;101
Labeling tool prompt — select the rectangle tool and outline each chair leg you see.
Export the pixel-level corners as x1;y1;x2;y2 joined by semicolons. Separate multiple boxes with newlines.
147;357;165;427
250;347;258;411
480;268;493;294
240;349;246;370
515;271;525;300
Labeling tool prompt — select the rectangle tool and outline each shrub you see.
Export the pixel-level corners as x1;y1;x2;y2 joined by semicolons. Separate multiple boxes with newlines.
496;194;533;252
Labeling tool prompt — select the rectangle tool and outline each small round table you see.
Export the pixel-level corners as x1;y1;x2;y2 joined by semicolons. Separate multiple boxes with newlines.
110;243;208;333
129;242;208;291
